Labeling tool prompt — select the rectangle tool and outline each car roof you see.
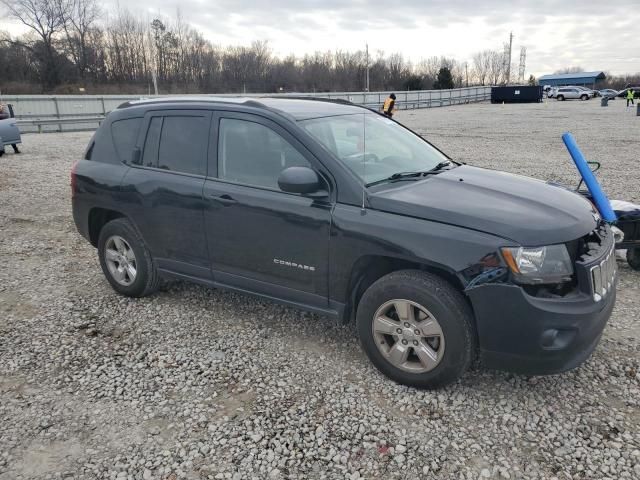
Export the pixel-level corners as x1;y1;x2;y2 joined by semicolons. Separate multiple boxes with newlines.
117;96;369;121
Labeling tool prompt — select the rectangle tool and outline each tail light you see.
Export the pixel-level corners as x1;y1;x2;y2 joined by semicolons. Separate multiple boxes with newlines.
70;160;79;197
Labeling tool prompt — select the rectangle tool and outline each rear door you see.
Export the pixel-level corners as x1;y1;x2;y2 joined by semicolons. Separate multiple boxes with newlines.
202;111;334;309
120;109;212;279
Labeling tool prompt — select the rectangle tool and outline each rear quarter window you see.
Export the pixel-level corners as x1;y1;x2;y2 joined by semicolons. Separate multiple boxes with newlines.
111;117;143;163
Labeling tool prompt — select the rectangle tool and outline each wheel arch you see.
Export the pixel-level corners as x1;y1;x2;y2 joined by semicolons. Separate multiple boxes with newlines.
88;207;127;247
342;254;467;324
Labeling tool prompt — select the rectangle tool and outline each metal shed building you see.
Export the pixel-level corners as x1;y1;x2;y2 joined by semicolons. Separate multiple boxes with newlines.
538;71;606;88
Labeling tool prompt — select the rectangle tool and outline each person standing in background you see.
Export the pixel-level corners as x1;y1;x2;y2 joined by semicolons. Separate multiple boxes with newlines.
626;88;635;107
382;93;396;118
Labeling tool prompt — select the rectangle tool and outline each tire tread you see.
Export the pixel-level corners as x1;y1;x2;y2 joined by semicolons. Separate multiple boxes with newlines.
98;218;158;297
356;269;476;389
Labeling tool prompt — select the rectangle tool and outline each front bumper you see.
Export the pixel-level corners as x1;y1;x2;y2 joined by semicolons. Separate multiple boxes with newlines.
467;279;616;375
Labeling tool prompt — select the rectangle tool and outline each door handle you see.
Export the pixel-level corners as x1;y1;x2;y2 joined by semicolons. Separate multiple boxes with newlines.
210;194;237;206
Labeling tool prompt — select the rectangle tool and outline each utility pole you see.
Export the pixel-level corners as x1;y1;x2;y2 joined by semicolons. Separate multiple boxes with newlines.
503;31;513;85
151;69;159;96
365;43;370;92
465;62;469;87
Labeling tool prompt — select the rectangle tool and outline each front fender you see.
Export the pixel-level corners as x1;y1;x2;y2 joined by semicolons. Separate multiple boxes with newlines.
329;204;512;304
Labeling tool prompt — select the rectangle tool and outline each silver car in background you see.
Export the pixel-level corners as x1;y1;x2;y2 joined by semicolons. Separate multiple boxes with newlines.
555;87;591;101
599;89;619;99
575;86;597;97
0;104;22;156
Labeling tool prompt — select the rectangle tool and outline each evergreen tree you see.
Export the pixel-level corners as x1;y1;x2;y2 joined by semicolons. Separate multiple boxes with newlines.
434;67;454;89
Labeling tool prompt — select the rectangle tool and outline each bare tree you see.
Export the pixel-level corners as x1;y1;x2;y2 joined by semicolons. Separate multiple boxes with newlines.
57;0;100;80
334;50;365;91
105;7;149;83
416;56;440;80
1;0;70;88
3;5;546;93
472;50;492;86
488;50;504;86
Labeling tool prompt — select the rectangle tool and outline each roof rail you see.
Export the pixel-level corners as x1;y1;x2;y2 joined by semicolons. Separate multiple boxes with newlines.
116;97;270;110
243;99;269;109
261;96;355;106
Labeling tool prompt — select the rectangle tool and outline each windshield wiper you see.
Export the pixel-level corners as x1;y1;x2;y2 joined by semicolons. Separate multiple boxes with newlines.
366;161;453;187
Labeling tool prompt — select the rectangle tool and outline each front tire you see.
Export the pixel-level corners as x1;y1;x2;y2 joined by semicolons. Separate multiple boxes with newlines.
97;218;158;297
627;248;640;271
356;270;476;389
581;94;589;101
557;95;565;101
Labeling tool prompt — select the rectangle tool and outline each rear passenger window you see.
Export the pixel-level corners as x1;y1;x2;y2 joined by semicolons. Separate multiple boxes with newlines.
111;117;142;162
158;116;208;175
218;118;310;189
142;117;162;167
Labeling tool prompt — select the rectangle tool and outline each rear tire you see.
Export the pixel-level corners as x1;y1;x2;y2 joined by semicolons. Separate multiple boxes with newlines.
627;248;640;271
97;218;158;297
356;270;476;389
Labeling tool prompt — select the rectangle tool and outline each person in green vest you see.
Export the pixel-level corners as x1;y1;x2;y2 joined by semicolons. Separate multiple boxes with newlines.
626;88;635;107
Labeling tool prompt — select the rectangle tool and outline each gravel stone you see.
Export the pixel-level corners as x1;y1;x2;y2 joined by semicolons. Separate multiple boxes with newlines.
1;101;639;480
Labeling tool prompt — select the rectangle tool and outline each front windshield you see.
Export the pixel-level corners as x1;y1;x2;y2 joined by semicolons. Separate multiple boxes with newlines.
301;113;450;185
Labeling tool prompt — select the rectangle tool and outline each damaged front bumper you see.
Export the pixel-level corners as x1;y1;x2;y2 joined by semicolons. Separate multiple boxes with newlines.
467;281;615;375
466;224;617;375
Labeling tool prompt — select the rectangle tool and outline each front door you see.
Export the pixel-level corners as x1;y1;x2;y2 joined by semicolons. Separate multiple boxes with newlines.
202;112;333;309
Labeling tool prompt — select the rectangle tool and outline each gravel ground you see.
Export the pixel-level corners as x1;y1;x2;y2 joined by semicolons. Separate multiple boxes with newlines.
1;99;639;480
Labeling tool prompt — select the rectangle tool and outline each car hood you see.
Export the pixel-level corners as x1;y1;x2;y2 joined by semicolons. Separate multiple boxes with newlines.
368;165;598;245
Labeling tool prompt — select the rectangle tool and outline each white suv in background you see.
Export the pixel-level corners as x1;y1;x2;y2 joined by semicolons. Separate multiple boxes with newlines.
555;87;591;101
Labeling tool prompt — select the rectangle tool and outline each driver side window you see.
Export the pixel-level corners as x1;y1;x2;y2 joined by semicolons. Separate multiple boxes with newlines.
218;118;311;190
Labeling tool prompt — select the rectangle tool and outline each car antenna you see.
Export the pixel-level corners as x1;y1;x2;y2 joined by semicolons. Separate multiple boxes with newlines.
361;112;366;213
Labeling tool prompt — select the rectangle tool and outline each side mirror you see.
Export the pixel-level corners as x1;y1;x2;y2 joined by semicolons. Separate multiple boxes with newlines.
278;166;323;195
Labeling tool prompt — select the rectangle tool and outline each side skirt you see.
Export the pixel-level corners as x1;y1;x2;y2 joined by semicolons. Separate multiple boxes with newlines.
158;268;345;320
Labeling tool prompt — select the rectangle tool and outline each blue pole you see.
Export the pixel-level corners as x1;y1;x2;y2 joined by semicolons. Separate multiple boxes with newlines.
561;132;616;223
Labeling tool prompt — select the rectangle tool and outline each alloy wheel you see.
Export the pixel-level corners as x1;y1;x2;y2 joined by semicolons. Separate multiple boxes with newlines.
104;235;137;286
372;299;445;373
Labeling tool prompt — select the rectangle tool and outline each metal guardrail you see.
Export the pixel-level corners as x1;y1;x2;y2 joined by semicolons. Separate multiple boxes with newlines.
4;87;491;133
16;116;104;133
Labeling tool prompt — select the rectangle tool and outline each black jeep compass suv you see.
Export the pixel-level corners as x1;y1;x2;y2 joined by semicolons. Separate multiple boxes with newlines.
72;97;617;389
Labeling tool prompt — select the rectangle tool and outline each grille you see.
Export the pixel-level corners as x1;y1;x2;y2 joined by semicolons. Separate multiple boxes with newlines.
589;245;616;302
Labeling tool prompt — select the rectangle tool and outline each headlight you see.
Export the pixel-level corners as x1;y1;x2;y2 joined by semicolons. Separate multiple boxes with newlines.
501;245;573;284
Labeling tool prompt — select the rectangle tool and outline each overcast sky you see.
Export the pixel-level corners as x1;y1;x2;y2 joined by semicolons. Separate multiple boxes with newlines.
1;0;638;76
